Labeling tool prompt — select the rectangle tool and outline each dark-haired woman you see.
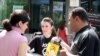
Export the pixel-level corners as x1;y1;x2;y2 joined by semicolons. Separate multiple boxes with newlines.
0;9;30;56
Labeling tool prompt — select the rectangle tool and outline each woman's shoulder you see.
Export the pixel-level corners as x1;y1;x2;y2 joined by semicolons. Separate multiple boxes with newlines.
31;32;44;40
18;35;28;44
0;30;7;39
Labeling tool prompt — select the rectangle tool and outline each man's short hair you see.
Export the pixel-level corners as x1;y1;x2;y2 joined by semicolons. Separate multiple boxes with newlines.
72;7;88;22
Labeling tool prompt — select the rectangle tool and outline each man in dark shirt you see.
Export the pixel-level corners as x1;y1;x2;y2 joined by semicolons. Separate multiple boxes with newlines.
59;7;100;56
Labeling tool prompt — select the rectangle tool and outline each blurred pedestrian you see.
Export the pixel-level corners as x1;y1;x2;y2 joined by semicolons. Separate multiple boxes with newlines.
57;20;68;44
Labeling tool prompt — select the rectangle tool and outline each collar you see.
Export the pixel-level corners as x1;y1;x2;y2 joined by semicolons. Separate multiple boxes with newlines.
75;25;90;37
12;27;23;34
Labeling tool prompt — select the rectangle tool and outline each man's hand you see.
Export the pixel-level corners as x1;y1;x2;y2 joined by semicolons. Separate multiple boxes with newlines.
51;36;61;43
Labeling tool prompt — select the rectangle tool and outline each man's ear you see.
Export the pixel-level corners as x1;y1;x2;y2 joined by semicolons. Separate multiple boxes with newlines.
75;16;80;22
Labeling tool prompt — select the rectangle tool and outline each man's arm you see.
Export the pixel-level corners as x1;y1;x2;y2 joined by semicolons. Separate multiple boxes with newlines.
60;41;70;51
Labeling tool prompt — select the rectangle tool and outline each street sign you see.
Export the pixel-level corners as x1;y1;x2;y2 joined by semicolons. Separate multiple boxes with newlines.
13;5;24;12
70;0;79;7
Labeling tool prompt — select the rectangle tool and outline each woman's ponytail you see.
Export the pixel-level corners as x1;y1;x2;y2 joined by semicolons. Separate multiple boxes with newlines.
2;19;12;31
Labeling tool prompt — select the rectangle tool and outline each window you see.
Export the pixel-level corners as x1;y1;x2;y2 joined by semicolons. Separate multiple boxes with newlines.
92;0;100;14
81;0;100;14
53;1;65;28
81;0;100;38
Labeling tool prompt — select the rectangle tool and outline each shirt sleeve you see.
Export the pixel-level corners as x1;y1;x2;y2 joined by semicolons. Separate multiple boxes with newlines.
78;32;98;56
19;36;28;44
29;36;37;49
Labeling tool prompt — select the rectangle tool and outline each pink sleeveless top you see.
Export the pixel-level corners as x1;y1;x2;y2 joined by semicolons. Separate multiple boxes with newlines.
0;27;27;56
